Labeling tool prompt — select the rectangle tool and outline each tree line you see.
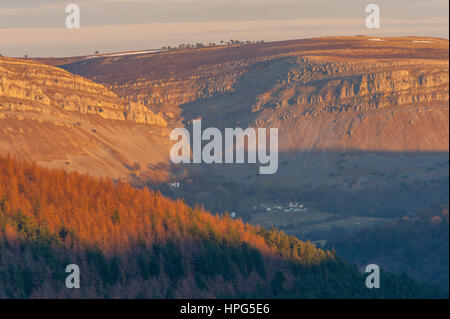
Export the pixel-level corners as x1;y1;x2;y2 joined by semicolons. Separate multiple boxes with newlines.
0;155;444;298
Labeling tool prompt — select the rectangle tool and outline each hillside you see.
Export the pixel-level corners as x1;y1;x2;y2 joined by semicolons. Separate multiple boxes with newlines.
0;56;171;179
328;206;449;291
51;36;449;153
0;155;444;298
39;36;449;219
1;37;448;295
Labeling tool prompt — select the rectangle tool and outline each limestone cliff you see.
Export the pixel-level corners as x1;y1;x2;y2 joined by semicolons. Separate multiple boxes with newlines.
0;57;170;179
0;57;166;126
44;36;448;202
56;36;448;153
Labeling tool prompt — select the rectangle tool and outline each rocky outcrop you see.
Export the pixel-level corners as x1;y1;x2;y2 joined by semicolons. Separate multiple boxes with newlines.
26;36;449;181
0;57;167;126
56;37;448;140
258;57;449;115
0;57;171;180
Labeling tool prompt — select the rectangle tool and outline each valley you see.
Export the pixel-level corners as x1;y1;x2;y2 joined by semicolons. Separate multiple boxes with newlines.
41;36;448;219
1;35;448;293
0;56;171;179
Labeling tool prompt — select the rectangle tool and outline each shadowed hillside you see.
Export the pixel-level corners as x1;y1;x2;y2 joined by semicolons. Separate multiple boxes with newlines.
2;36;448;294
328;206;449;292
48;36;448;155
41;36;449;217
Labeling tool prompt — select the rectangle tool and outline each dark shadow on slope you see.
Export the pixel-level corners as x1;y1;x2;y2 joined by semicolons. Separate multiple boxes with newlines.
145;149;449;221
0;221;445;299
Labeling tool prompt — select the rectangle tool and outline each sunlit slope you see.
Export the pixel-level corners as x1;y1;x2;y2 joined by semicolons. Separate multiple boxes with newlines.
0;156;444;298
0;57;170;179
52;36;449;152
42;36;450;217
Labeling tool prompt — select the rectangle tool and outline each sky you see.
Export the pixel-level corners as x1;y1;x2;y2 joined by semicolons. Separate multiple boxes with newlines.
0;0;448;57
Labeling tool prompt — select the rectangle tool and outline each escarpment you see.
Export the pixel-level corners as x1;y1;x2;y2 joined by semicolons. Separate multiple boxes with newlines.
54;36;448;153
245;56;449;152
0;57;167;126
4;36;448;184
0;57;171;179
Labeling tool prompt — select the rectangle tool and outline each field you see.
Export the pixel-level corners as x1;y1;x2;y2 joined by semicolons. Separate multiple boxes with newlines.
251;209;391;242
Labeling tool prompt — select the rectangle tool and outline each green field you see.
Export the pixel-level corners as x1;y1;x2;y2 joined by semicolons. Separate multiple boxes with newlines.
251;210;391;242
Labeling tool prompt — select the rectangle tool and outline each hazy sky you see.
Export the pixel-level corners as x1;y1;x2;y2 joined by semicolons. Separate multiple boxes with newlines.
0;0;448;57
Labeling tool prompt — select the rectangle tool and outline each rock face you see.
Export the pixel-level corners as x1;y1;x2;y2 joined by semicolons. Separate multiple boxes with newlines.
0;57;170;179
4;37;449;215
55;36;448;153
43;36;448;218
0;57;167;126
245;56;449;153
